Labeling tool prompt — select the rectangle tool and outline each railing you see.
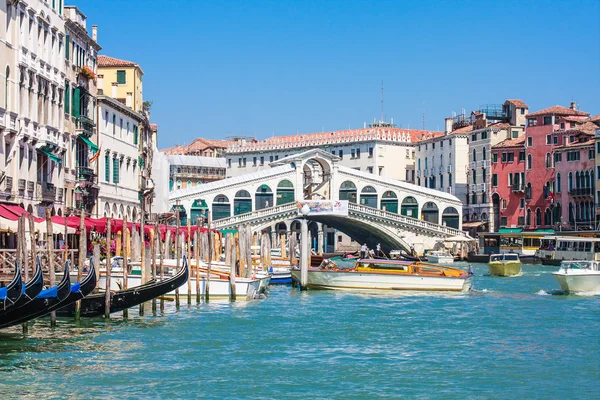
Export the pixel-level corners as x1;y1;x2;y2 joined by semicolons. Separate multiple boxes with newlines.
76;115;96;136
36;182;56;202
0;249;81;281
77;166;96;181
212;203;298;229
512;183;525;192
569;187;593;197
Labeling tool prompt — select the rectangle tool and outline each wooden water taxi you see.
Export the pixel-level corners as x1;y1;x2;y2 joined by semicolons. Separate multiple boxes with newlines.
488;253;522;277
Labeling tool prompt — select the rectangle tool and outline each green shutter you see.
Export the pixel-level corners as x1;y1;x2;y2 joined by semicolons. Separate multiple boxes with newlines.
133;125;138;145
112;157;119;184
117;70;126;84
65;34;70;59
105;154;110;182
64;81;70;114
72;87;80;118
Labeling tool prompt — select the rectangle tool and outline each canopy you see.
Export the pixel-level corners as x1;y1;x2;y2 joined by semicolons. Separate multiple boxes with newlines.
78;135;99;153
0;204;75;234
38;148;62;164
444;235;476;242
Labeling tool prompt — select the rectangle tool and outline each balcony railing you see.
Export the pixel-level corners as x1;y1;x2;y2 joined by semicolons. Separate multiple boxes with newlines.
76;116;96;137
77;166;96;182
512;183;525;192
36;182;56;203
569;187;593;197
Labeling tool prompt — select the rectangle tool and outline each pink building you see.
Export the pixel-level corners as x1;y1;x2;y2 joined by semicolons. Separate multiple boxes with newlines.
491;137;526;228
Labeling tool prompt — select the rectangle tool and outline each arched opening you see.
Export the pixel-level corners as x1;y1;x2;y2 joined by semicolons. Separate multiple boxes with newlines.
556;173;561;193
492;193;500;229
545;153;551;168
57;208;62;217
339;181;357;203
527;154;532;169
27;204;34;214
421;202;439;224
126;206;131;219
359;185;377;208
112;204;118;218
554;203;562;226
544;208;552;226
190;199;208;223
568;172;573;191
50;207;56;216
290;220;302;240
380;190;398;213
119;204;124;218
276;179;295;205
526;208;531;226
441;207;460;229
132;207;137;222
400;196;418;218
535;208;542;226
212;194;231;220
303;158;331;200
275;222;288;239
234;190;252;215
568;202;574;225
255;185;273;210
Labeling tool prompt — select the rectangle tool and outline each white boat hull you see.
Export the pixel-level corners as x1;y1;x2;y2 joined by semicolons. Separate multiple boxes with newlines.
291;269;471;292
552;272;600;294
427;255;454;264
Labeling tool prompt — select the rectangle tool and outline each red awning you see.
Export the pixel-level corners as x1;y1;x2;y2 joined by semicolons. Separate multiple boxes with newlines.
0;205;19;221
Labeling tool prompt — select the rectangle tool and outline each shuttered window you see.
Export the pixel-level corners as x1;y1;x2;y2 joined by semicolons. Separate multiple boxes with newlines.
133;125;138;145
105;153;110;182
65;34;70;59
112;157;120;184
64;80;70;114
116;70;126;84
72;87;80;117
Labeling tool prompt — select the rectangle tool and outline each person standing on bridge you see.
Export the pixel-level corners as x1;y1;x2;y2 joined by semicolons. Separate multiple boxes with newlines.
360;243;368;259
376;243;381;257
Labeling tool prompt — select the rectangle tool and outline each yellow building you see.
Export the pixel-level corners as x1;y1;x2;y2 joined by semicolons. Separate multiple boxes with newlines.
97;55;144;113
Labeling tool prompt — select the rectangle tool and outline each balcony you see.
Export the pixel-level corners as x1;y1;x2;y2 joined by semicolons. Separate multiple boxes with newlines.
478;104;509;121
569;187;593;197
77;166;96;182
512;183;525;193
76;116;96;137
36;182;56;203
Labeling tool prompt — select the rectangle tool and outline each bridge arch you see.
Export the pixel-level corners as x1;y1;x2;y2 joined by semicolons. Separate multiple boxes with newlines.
255;184;274;210
234;190;252;215
359;185;377;208
400;196;418;218
339;181;357;203
276;179;295;205
442;206;460;229
212;194;231;220
380;190;398;213
421;201;439;224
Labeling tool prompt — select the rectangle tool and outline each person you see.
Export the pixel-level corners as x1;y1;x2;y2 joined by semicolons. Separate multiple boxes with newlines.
410;245;416;257
360;243;368;259
376;243;381;256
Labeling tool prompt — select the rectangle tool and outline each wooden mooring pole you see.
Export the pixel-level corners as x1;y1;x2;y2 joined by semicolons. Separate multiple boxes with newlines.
228;233;236;301
45;208;57;326
205;211;212;302
75;210;86;320
122;215;129;319
187;218;191;305
105;218;112;319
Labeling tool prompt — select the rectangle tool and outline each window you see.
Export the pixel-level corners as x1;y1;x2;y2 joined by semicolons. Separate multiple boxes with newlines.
492;174;498;187
472;134;477;142
64;80;70;113
528;118;537;126
569;136;574;143
471;192;477;205
472;170;477;184
112;114;116;135
527;154;532;169
492;153;498;163
546;153;551;168
589;150;595;160
351;149;356;158
554;153;562;163
440;140;444;148
112;157;119;184
520;198;525;209
227;159;231;168
449;139;452;146
432;142;435;149
270;155;273;162
520;108;525;115
546;135;551;145
260;156;264;165
570;122;576;128
275;155;278;161
133;125;138;145
512;130;519;138
481;131;488;140
356;148;361;158
238;158;242;167
367;166;373;174
566;151;581;162
472;149;476;162
253;156;257;166
368;147;373;158
243;158;247;166
483;148;487;160
543;116;552;125
519;151;526;162
560;122;565;130
527;137;532;146
338;150;343;158
501;217;508;227
553;136;558;145
556;173;561;193
104;153;110;182
508;173;513;187
116;70;126;84
502;199;507;209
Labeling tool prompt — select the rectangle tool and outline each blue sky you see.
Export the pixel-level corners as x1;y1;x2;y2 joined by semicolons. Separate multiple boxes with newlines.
75;0;600;148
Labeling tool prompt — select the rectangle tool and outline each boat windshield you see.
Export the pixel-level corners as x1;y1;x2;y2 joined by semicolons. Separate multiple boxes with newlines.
504;254;519;261
561;261;595;270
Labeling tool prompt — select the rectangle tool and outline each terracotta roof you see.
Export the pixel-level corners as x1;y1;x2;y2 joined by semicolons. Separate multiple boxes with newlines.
450;125;475;134
150;123;158;130
505;99;528;108
488;122;512;130
557;121;599;135
98;55;141;69
591;115;600;121
492;136;525;149
161;138;232;155
227;127;443;153
527;105;590;118
554;137;595;150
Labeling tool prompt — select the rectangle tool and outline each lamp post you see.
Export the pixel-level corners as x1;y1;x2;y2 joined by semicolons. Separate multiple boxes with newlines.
299;203;310;290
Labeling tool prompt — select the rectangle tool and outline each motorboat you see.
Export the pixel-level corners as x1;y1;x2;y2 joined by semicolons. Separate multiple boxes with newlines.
426;250;454;264
488;253;522;277
552;260;600;294
290;259;472;292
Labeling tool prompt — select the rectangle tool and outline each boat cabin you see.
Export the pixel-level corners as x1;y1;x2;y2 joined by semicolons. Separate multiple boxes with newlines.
489;253;520;263
538;236;600;262
480;229;553;256
559;260;600;271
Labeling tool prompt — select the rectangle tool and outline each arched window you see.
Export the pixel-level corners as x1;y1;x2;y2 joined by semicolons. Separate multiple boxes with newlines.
187;180;192;187
535;208;542;226
526;208;531;226
527;154;532;169
556;173;561;193
585;171;590;188
568;172;573;192
545;153;551;168
575;172;580;189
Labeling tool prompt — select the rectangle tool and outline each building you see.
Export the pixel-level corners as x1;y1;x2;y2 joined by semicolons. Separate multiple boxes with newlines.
1;0;68;217
96;94;145;220
162;137;230;158
63;6;101;216
523;103;591;230
167;155;227;191
490;136;526;230
97;55;144;113
224;123;441;182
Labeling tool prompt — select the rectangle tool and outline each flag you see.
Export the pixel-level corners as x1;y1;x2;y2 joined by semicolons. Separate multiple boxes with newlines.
89;145;101;164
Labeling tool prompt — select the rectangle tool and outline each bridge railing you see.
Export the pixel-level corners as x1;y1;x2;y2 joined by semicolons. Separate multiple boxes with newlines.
212;203;298;229
347;203;469;237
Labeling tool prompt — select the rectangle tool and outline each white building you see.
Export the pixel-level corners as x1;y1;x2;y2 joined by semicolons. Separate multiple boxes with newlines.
96;94;144;220
224;123;442;183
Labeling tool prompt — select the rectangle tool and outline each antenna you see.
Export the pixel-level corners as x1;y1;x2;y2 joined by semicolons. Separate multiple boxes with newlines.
380;80;384;123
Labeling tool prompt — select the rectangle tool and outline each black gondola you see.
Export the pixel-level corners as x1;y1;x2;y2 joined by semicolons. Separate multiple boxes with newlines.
0;262;22;312
0;257;44;317
57;256;188;318
0;262;71;329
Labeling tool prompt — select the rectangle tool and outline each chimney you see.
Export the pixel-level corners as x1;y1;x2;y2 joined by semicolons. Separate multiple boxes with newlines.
126;92;132;108
570;101;576;110
111;82;118;98
444;118;453;134
92;25;98;42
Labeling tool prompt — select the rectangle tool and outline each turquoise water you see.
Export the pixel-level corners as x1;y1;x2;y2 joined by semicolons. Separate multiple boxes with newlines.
0;263;598;399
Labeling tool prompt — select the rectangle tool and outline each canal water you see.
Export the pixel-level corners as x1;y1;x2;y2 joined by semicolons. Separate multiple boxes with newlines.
0;262;598;399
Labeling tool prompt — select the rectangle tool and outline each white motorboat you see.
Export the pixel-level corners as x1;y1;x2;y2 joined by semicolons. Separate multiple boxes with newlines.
552;260;600;294
291;259;472;292
426;250;454;264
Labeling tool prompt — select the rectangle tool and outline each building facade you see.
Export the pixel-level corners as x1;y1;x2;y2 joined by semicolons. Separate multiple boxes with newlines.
167;155;227;192
97;55;143;113
63;6;101;216
162;137;230;158
490;137;526;229
1;0;68;216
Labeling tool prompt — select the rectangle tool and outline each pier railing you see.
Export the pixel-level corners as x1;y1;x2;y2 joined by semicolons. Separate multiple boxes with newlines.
0;249;81;281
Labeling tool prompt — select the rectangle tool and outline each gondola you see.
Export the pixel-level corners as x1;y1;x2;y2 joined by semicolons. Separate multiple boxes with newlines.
57;256;188;318
0;262;71;329
0;258;44;317
0;262;22;312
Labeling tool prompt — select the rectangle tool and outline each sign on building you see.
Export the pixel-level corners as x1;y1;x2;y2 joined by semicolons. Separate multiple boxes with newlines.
297;200;349;216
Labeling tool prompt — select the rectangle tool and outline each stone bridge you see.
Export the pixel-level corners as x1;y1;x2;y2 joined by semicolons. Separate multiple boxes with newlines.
169;149;469;254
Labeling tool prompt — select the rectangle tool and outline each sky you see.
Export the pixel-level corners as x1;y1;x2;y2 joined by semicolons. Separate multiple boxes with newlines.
75;0;600;149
